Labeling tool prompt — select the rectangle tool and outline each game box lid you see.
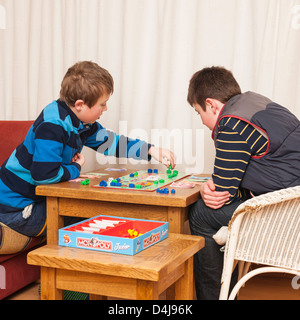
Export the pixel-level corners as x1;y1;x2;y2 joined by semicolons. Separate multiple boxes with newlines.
59;215;169;255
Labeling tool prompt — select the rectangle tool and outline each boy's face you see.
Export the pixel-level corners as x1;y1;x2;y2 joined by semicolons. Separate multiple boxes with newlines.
76;93;110;124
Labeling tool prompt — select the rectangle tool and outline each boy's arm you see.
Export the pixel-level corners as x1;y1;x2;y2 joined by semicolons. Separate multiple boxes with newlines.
85;123;175;165
199;118;268;210
212;124;252;205
30;123;81;184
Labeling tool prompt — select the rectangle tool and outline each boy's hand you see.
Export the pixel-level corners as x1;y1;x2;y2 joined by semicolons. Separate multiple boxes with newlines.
72;153;85;167
200;179;230;210
148;147;176;169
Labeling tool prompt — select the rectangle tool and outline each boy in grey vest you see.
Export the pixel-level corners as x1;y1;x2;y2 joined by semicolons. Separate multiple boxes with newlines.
187;66;300;299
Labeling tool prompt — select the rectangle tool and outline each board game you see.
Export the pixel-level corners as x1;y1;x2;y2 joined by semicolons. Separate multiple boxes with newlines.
93;168;189;192
59;215;169;255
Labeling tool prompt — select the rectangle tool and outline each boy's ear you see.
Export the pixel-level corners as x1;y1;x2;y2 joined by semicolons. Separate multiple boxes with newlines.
74;100;85;112
205;98;217;114
206;98;223;115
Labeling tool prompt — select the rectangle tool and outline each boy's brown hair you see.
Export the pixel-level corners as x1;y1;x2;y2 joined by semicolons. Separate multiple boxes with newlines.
60;61;114;108
187;66;241;111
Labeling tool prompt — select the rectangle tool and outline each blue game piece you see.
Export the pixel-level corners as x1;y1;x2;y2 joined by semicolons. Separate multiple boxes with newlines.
116;178;121;182
130;173;134;178
148;169;153;174
129;183;135;188
154;169;158;174
171;189;176;194
116;183;122;187
99;180;107;187
156;188;160;193
159;189;164;194
110;182;116;187
164;188;169;194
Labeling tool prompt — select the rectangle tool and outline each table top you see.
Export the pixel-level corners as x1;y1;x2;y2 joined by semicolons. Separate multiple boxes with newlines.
36;166;204;208
28;233;204;281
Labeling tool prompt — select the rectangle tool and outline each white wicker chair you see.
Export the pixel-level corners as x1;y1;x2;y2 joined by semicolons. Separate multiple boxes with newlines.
219;186;300;300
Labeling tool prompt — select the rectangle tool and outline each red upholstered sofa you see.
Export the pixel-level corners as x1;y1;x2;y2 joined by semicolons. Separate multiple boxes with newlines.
0;121;45;299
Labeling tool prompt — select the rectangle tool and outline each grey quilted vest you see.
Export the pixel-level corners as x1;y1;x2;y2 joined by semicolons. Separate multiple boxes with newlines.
213;92;300;195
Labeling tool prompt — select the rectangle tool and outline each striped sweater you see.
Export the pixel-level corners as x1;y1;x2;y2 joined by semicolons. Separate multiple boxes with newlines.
213;116;268;204
0;100;152;212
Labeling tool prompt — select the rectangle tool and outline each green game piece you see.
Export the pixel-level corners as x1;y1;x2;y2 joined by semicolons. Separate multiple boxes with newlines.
166;169;172;174
168;165;172;170
81;179;90;185
159;179;165;184
135;184;142;189
173;170;178;176
154;180;159;185
168;174;172;179
134;172;138;177
112;179;118;184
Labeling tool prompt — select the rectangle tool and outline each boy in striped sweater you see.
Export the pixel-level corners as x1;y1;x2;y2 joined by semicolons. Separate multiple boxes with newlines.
187;66;300;299
0;61;175;239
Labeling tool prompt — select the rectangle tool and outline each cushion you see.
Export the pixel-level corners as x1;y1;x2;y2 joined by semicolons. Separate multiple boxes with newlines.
0;120;34;166
0;248;41;300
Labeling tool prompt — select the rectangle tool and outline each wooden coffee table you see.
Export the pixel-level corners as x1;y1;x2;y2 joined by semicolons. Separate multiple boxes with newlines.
28;233;204;300
36;166;203;245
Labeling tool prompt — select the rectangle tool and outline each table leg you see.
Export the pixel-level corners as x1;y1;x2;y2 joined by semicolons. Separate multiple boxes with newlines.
165;207;187;300
174;257;194;300
136;280;159;300
168;207;187;233
46;197;64;245
40;267;63;300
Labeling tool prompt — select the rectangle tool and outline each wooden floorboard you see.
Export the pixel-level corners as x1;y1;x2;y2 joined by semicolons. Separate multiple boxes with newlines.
5;273;300;300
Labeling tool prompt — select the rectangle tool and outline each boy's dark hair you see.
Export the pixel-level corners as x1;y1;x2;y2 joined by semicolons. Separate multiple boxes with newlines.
187;66;241;110
60;61;114;108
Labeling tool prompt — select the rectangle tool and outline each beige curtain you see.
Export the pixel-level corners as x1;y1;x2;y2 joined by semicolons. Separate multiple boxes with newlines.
0;0;300;173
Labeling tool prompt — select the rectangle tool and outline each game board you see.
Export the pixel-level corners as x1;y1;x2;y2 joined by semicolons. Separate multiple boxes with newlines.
93;168;189;192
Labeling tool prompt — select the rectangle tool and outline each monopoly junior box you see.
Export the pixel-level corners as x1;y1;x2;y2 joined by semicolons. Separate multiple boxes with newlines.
59;215;169;255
